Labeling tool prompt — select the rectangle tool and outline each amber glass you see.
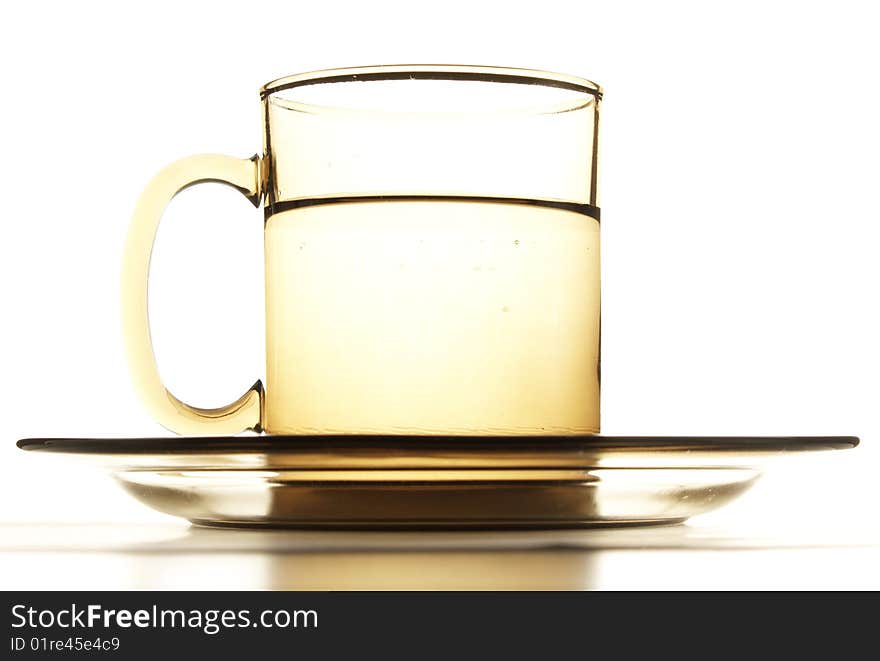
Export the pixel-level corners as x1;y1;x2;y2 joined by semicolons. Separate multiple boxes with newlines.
122;65;602;436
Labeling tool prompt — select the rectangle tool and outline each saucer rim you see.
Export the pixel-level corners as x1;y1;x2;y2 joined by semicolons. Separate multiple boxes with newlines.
16;434;859;455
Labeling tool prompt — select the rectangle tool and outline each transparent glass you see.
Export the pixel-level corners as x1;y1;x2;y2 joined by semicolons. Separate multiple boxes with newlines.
122;65;602;436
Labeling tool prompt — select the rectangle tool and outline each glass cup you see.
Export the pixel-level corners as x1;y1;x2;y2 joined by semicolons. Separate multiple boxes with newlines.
122;65;602;436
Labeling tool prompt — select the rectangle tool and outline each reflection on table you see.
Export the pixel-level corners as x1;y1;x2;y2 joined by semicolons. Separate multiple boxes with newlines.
2;522;879;589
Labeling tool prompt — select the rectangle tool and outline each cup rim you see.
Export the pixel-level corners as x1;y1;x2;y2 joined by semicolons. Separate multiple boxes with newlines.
260;64;603;102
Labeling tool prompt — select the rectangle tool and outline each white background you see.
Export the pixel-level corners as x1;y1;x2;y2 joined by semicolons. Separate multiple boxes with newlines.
0;0;876;535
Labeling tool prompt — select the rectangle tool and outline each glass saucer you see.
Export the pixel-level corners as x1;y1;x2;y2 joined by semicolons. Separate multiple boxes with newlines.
17;435;858;529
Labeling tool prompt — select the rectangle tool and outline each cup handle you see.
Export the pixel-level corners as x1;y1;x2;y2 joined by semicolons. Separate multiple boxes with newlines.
121;154;263;435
